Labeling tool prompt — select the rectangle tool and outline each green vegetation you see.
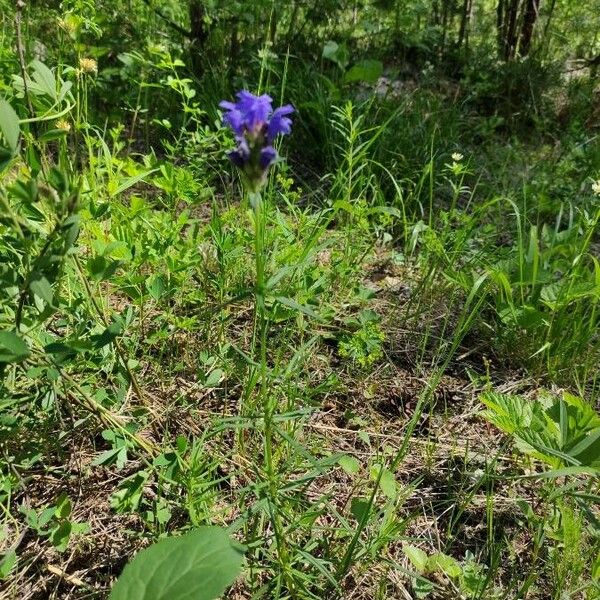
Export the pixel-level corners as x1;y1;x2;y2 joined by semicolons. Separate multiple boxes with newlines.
0;1;599;598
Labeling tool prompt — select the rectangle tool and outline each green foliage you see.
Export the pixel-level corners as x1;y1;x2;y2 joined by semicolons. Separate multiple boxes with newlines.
20;493;89;552
481;391;600;470
110;527;245;600
338;310;385;368
403;544;489;598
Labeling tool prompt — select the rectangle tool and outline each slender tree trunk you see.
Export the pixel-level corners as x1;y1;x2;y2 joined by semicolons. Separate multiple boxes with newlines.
189;0;208;77
229;19;239;75
541;0;556;55
498;0;521;60
286;1;300;41
432;0;441;26
518;0;540;56
507;0;521;60
457;0;474;51
496;0;505;58
440;0;451;54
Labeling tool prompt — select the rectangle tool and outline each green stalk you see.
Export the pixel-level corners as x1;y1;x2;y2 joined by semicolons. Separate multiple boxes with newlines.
250;191;272;473
249;190;294;595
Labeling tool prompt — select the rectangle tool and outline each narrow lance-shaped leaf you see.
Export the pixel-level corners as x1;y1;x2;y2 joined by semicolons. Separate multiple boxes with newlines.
0;99;20;152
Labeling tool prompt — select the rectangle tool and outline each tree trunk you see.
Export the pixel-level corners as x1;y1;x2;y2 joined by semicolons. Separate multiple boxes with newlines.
229;19;239;75
189;0;208;77
496;0;505;58
505;0;520;60
541;0;556;55
457;0;474;51
286;1;301;41
518;0;540;56
497;0;521;61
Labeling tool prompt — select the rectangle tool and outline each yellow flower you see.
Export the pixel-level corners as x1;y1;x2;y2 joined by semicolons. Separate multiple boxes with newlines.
79;57;97;75
592;180;600;196
451;152;464;162
55;119;71;132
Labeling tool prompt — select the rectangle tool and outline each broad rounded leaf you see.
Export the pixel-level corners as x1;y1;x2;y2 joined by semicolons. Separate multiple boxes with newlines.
322;40;349;70
344;60;383;85
109;527;244;600
0;331;30;363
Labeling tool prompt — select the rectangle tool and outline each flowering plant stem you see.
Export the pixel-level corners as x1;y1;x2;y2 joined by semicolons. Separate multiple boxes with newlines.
249;190;294;594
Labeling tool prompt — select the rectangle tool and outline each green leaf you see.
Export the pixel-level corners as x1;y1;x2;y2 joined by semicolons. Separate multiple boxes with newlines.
146;274;167;301
350;497;371;522
403;544;428;573
0;549;17;580
0;331;30;363
322;41;349;70
39;128;69;142
50;521;72;552
91;319;124;349
54;493;72;519
109;527;245;600
344;59;383;84
567;429;600;465
427;552;462;579
30;273;53;307
109;169;158;197
338;455;360;475
204;368;224;389
0;146;13;172
274;296;321;321
370;464;397;499
30;60;57;100
0;99;20;152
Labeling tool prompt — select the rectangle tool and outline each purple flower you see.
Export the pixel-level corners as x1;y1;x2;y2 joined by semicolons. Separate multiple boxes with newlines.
268;105;294;139
260;146;278;169
220;90;294;191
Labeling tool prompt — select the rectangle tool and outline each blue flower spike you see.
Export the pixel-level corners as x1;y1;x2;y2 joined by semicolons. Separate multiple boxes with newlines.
220;91;294;192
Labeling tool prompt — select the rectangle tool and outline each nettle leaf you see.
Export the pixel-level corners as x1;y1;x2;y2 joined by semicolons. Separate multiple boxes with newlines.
0;331;30;363
0;99;20;152
109;527;245;600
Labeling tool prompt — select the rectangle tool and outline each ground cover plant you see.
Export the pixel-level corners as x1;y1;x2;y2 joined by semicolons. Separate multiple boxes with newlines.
0;0;599;598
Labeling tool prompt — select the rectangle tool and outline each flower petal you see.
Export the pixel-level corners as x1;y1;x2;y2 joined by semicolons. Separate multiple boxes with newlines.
227;137;250;167
222;109;244;135
268;104;294;139
235;90;273;130
259;145;278;169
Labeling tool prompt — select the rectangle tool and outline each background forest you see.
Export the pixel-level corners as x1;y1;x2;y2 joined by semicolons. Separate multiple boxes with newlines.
0;0;600;598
